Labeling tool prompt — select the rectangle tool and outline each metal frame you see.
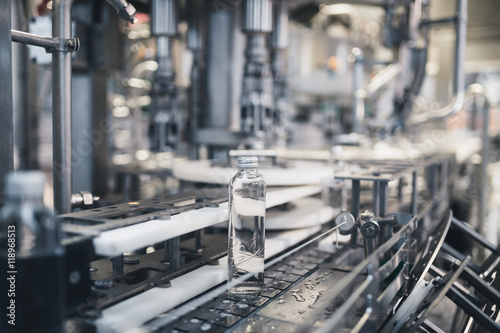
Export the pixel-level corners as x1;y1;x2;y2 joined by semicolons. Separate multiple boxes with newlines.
0;1;13;200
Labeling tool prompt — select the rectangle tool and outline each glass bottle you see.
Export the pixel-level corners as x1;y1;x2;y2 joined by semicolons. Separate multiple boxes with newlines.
0;171;66;332
228;156;266;297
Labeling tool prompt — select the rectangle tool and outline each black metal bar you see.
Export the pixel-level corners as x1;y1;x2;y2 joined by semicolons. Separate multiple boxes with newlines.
195;229;204;252
441;242;482;274
460;266;500;305
379;181;391;245
112;254;124;276
447;286;500;332
351;180;361;247
408;257;471;332
0;0;13;200
166;237;181;271
379;181;388;217
479;93;490;232
451;217;500;255
397;178;404;203
421;16;457;26
52;0;73;214
441;159;448;194
372;181;380;216
411;171;418;215
430;164;438;197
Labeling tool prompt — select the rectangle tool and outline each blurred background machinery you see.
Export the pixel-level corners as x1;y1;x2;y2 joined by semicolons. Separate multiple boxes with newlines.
1;0;500;332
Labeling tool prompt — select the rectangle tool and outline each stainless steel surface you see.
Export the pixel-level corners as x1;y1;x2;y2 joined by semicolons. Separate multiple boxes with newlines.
352;47;364;134
0;0;13;199
52;0;73;214
243;0;273;33
104;0;137;23
408;0;468;125
271;0;288;49
466;84;490;235
151;0;178;36
11;28;58;50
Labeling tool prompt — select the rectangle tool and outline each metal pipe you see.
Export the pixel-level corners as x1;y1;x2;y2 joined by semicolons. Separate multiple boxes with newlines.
272;0;288;49
0;0;13;200
151;0;177;36
465;84;491;238
52;0;73;214
351;48;364;134
363;63;401;98
243;0;272;33
408;0;467;125
11;29;58;50
187;2;202;159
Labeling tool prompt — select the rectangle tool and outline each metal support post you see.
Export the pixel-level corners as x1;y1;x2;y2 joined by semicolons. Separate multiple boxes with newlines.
352;48;364;134
195;229;204;252
166;237;181;271
0;0;13;200
411;171;418;215
372;181;380;216
112;254;124;276
351;180;361;247
52;0;73;214
379;181;391;245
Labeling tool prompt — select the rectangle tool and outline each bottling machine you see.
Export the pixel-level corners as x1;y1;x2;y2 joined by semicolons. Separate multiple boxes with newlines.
1;0;500;332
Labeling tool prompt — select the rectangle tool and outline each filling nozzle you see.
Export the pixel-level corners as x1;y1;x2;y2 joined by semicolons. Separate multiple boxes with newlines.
105;0;138;24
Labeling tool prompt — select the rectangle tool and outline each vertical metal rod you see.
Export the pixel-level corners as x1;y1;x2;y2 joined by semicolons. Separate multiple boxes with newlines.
398;178;404;203
166;237;181;271
372;181;380;216
411;171;418;215
379;181;390;244
379;181;388;217
195;229;204;252
429;164;438;197
52;0;73;214
0;0;13;200
479;94;490;233
441;159;448;194
112;254;124;276
350;180;361;247
454;0;467;97
352;48;364;134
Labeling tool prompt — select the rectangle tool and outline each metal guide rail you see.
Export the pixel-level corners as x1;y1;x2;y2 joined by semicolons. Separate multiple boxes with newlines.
55;153;499;332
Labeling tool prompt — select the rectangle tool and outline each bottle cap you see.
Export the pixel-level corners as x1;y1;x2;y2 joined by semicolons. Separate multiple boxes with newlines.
237;156;258;168
5;171;46;198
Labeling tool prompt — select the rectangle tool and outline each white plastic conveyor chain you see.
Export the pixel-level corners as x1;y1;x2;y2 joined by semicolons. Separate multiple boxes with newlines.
94;226;322;333
93;185;322;256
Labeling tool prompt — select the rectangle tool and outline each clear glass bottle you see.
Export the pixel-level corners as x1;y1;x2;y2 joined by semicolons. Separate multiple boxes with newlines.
228;156;266;297
0;171;66;332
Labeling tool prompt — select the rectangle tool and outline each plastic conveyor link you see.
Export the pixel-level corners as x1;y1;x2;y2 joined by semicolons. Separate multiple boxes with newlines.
94;226;323;333
93;185;323;257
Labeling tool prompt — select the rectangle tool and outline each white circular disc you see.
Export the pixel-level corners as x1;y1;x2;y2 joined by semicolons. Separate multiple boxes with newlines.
172;160;333;186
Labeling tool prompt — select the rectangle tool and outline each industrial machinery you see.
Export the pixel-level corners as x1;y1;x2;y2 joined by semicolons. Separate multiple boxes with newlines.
1;0;500;332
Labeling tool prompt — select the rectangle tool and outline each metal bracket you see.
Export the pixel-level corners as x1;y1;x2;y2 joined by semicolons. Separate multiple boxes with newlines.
11;29;80;53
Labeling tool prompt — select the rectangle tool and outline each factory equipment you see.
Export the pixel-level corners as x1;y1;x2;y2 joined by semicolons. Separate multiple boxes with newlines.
1;0;500;332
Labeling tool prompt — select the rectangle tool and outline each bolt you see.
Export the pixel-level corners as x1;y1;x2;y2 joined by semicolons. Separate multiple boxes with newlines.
94;279;114;289
124;256;140;265
365;226;377;237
